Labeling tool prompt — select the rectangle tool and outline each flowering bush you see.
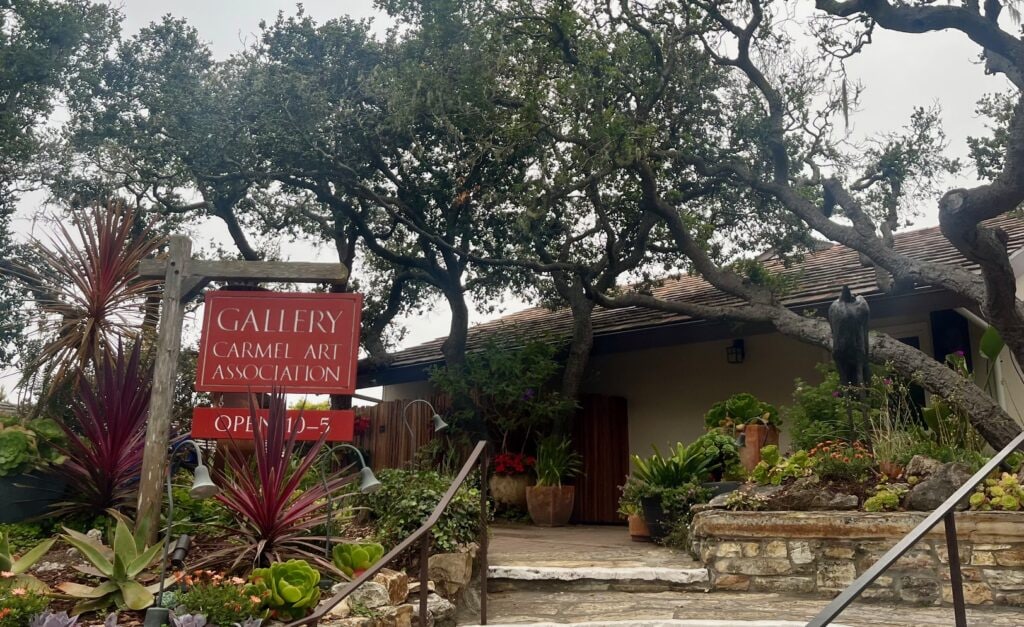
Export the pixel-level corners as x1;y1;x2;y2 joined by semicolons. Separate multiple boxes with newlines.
0;587;49;627
493;452;535;476
177;570;265;626
809;441;875;482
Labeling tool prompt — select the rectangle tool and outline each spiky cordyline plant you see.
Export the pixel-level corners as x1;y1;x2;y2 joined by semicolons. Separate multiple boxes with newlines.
49;342;151;518
1;202;162;391
207;390;356;574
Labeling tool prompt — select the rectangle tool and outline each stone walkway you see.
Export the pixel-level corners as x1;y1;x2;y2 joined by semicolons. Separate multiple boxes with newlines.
489;523;699;569
469;589;1024;626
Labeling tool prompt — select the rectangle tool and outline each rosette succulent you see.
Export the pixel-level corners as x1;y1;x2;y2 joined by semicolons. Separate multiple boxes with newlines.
331;542;384;578
970;472;1024;511
0;425;37;476
30;612;80;627
247;560;321;621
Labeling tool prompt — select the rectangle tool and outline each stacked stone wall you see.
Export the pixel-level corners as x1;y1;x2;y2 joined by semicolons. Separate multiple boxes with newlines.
691;510;1024;606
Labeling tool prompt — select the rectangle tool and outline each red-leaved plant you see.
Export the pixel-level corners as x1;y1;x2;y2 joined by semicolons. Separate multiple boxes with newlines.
51;342;151;517
208;390;356;574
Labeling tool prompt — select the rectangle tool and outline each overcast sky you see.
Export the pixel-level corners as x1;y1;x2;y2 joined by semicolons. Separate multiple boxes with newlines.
1;1;1014;397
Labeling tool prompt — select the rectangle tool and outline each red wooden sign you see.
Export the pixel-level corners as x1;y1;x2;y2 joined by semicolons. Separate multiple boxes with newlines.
191;407;355;442
196;291;363;394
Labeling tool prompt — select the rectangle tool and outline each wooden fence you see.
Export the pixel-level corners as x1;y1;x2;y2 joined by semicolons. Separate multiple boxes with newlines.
353;396;451;470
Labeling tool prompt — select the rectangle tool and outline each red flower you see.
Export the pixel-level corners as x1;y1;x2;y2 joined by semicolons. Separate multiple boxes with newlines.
494;452;536;476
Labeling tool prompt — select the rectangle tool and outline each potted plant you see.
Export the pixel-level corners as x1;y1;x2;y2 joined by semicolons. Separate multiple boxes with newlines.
618;475;650;542
704;393;780;471
0;414;67;523
489;451;536;509
631;441;717;541
690;431;746;496
525;436;582;526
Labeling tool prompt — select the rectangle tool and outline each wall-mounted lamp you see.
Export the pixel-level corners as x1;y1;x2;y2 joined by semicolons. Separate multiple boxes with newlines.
321;443;382;559
402;399;448;454
726;339;746;364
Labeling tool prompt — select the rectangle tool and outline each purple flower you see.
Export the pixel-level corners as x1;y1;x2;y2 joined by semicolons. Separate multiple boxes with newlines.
831;390;841;397
522;388;536;401
883;378;893;386
954;350;965;357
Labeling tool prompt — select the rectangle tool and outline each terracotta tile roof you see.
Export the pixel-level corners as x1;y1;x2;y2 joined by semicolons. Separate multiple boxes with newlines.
371;216;1024;372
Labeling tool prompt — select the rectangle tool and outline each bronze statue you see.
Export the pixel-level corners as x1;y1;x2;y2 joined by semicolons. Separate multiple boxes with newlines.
829;285;871;387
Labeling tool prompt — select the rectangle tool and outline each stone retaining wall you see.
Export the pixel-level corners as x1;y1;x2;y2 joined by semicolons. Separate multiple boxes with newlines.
691;510;1024;606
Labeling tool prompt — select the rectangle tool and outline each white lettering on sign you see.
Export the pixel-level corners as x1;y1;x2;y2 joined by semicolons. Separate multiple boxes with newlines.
214;307;345;334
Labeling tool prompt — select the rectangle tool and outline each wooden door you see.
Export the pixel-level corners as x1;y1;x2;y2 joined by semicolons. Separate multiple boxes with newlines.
571;394;629;523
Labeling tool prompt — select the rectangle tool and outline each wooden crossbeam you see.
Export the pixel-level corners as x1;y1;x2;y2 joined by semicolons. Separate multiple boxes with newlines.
138;259;348;283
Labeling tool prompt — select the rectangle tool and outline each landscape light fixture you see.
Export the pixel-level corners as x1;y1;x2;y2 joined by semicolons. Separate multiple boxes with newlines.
144;439;219;627
726;339;746;364
402;399;448;454
321;443;382;559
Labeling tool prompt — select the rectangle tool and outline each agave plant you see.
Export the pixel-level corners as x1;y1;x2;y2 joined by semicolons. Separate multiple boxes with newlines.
207;390;356;573
0;203;163;391
57;511;166;613
0;532;56;592
49;342;151;517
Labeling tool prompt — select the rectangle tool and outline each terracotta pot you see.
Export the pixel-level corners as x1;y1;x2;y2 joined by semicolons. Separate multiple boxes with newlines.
628;513;652;542
525;485;575;527
489;473;533;508
738;423;780;472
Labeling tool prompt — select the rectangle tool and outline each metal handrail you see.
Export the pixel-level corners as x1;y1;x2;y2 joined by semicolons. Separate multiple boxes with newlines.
807;430;1024;627
285;439;490;627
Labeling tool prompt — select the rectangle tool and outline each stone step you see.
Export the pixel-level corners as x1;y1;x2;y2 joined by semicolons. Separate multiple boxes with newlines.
487;565;711;593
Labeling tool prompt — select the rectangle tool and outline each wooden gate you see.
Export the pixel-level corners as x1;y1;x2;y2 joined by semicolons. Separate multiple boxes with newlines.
353;396;449;470
571;394;629;524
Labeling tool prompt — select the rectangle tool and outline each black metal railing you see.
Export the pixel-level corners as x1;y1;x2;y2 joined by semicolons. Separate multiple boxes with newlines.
807;430;1024;627
286;440;490;627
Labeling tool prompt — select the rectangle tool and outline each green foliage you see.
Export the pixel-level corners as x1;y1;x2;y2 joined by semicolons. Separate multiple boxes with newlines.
808;441;876;483
177;571;265;625
0;523;46;554
705;393;780;432
246;560;321;622
690;432;744;481
899;435;988;471
631;441;719;490
362;469;484;554
57;511;165;613
864;483;908;512
723;490;769;511
784;367;869;449
534;436;583;487
429;338;576;447
170;470;233;536
650;482;712;550
331;542;385;578
617;475;646;518
750;446;815;486
0;415;64;477
0;530;56;592
970;473;1024;512
0;587;49;627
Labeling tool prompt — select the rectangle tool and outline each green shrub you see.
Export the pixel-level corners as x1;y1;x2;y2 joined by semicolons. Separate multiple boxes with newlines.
808;441;875;482
362;469;484;554
0;415;66;478
178;570;265;625
0;587;49;627
649;482;711;550
0;523;45;554
863;484;907;512
689;432;744;481
171;469;233;536
750;446;815;486
970;473;1024;511
705;392;780;431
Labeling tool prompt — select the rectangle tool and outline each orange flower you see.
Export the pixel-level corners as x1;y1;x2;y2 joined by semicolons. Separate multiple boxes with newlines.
11;587;27;596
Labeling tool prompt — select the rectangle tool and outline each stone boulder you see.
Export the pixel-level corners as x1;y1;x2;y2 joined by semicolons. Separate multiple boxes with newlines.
427;552;473;597
769;476;858;511
905;455;942;478
349;581;391;609
705;484;782;509
374;568;410;606
906;462;972;511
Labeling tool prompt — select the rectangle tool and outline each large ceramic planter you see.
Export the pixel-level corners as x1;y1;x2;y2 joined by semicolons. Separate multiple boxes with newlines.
489;473;533;509
738;424;780;472
0;472;66;523
628;513;652;542
525;485;575;527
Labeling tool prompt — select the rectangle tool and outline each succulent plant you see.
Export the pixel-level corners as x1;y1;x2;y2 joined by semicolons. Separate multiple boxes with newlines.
331;542;385;578
29;612;80;627
169;611;208;627
57;511;166;613
970;472;1024;511
0;531;56;592
247;559;321;621
232;619;263;627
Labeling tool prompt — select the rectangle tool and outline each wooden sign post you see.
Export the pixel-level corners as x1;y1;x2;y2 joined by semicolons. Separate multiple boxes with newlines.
136;235;349;542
